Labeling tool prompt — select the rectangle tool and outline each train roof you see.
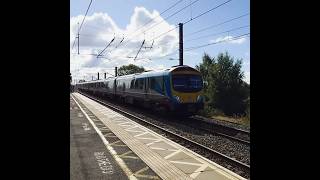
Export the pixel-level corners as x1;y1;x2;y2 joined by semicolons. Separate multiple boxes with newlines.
135;65;199;77
76;65;199;85
76;78;114;85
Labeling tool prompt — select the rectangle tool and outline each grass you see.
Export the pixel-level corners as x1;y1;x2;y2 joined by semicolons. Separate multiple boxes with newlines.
211;115;250;127
198;104;250;128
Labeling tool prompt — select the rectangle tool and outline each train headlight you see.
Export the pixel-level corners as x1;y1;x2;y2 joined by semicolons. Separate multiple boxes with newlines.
197;95;204;103
173;95;180;103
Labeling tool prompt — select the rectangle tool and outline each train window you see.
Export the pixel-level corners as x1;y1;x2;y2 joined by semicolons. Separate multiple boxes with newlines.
155;76;164;93
105;82;109;89
135;79;144;90
134;80;138;89
150;77;155;89
130;79;135;89
172;74;203;92
117;80;121;90
141;79;145;90
144;78;146;90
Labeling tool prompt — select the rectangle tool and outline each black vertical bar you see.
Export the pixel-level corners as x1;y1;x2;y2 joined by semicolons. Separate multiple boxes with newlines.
104;73;106;79
179;23;183;66
97;72;99;80
115;67;118;77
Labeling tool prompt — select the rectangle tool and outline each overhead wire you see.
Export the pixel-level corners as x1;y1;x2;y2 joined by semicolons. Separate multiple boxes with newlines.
128;0;184;37
118;0;202;49
78;0;93;34
71;37;77;52
183;0;233;25
72;0;249;75
185;12;249;37
72;0;93;55
144;0;233;56
143;0;201;33
185;25;250;42
185;33;250;51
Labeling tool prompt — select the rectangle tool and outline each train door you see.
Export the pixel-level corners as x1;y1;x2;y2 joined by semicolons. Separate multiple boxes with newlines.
143;78;150;107
144;78;147;100
113;79;116;96
146;77;151;100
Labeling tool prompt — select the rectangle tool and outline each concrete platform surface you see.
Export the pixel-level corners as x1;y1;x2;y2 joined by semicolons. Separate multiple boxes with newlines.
71;95;161;180
72;92;246;180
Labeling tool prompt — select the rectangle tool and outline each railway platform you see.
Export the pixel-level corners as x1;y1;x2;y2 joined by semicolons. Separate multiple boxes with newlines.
70;92;246;180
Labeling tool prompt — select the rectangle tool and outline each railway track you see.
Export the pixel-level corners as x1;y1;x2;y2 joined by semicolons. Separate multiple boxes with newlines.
188;116;250;145
80;91;250;145
77;91;250;178
192;115;250;136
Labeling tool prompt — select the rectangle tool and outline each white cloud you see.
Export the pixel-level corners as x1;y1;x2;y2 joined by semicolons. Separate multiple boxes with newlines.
70;7;179;81
210;36;246;44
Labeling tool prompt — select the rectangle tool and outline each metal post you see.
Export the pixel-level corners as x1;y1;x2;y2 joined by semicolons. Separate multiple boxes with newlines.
179;23;183;66
104;73;106;79
115;67;118;77
77;33;80;55
97;72;99;80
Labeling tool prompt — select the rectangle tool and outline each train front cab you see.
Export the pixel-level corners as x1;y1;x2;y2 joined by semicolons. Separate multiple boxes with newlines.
167;66;204;115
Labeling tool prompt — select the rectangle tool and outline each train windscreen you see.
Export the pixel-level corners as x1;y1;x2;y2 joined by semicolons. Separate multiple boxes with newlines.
172;74;203;92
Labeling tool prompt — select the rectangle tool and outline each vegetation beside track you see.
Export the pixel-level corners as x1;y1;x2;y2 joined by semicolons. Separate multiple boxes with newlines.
196;52;250;126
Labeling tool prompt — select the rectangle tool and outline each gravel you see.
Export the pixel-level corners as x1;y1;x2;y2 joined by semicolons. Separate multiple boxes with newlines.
194;115;250;132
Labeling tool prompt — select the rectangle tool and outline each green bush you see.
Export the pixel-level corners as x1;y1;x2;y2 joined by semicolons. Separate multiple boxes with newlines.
196;52;250;116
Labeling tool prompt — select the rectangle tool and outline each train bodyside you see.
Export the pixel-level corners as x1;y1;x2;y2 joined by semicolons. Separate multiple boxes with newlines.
115;71;169;108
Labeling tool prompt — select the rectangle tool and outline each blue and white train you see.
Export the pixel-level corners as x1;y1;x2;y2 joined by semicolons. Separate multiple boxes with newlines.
76;65;204;115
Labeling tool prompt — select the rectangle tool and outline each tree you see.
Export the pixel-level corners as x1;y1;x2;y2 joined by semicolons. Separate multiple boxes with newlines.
196;53;215;104
117;64;145;76
196;52;250;116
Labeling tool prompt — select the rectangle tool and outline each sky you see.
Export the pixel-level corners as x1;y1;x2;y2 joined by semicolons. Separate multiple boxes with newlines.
70;0;250;83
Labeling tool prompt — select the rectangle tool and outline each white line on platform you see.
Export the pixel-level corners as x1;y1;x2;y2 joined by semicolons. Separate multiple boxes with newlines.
189;164;209;179
164;149;181;160
71;94;138;180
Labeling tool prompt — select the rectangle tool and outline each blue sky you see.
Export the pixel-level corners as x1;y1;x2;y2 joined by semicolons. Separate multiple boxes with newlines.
70;0;250;83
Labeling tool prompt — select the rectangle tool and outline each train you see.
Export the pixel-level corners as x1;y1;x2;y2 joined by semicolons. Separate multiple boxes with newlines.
75;65;204;116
